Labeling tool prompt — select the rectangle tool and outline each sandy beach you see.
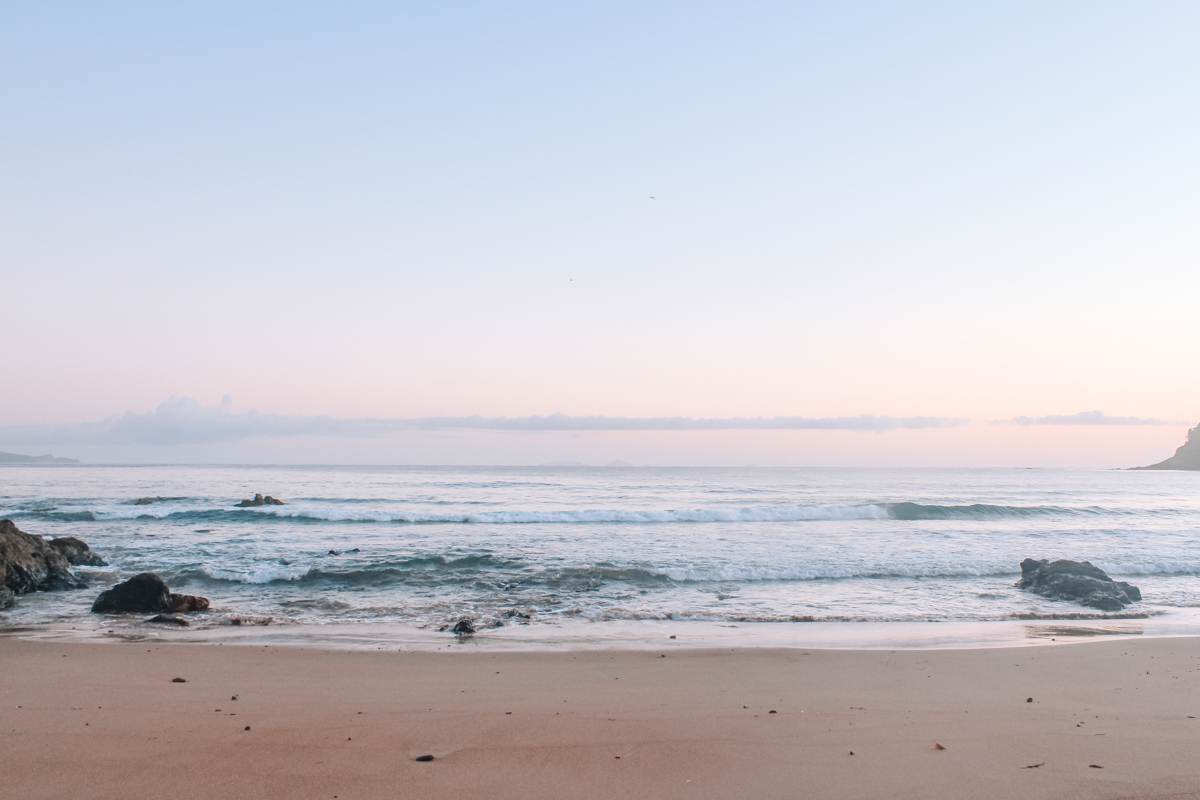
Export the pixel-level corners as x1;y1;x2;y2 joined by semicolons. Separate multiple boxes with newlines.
4;637;1200;799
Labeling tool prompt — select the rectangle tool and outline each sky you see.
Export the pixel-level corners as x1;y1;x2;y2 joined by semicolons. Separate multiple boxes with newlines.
2;2;1197;465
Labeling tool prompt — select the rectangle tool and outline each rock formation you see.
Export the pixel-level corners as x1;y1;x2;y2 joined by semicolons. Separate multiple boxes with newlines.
235;493;285;507
1017;558;1141;611
48;536;107;566
1;520;88;606
91;572;210;614
1135;423;1200;470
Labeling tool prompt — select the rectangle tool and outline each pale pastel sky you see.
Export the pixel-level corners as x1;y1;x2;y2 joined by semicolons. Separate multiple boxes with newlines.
2;2;1197;465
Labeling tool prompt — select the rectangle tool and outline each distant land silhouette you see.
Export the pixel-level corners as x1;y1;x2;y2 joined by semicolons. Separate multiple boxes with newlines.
1134;423;1200;470
0;450;79;465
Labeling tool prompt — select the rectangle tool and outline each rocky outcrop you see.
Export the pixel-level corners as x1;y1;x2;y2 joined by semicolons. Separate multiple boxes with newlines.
91;573;210;615
1135;423;1200;470
1017;558;1141;611
48;536;107;567
1;519;88;603
0;587;14;609
235;493;285;507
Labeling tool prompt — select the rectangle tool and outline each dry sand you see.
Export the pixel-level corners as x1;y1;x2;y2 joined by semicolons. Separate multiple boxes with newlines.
3;637;1200;799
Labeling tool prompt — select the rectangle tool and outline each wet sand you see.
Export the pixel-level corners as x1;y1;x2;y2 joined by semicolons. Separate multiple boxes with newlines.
3;637;1200;799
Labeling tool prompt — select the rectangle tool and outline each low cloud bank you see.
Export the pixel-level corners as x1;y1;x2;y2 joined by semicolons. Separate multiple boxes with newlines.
0;397;966;447
1;398;1177;449
1009;411;1169;426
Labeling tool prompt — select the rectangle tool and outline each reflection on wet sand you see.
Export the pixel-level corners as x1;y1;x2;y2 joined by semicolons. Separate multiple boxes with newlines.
1025;623;1144;639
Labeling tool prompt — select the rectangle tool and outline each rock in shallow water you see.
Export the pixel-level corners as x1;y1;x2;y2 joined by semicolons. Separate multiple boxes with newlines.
235;493;285;507
91;572;211;614
1017;558;1141;611
1;519;88;603
169;594;210;612
48;536;107;567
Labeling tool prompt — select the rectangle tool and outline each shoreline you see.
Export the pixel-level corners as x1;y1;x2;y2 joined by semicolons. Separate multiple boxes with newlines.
5;637;1200;799
6;610;1200;653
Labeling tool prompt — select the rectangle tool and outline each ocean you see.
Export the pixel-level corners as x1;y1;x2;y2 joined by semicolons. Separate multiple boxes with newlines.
3;465;1199;648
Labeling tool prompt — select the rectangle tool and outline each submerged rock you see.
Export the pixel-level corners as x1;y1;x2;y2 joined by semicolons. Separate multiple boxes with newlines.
91;572;211;614
48;536;107;567
1;519;88;604
146;614;190;626
1017;558;1141;611
132;496;184;505
235;493;285;507
449;617;477;636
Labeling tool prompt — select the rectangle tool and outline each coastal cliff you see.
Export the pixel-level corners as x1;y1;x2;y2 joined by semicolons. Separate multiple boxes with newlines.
1135;423;1200;470
0;450;79;464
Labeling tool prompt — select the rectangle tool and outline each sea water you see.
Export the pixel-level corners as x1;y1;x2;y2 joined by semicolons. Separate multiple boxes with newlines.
2;465;1199;647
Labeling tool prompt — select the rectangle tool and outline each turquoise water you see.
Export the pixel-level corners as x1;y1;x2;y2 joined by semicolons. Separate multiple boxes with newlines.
2;465;1199;642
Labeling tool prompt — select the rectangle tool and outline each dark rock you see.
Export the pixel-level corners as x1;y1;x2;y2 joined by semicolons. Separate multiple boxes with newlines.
171;677;187;683
147;614;189;627
235;493;285;507
132;496;183;505
92;573;210;614
449;617;476;636
0;587;14;610
415;754;435;762
48;536;107;566
92;573;172;613
1;519;87;601
1017;558;1141;611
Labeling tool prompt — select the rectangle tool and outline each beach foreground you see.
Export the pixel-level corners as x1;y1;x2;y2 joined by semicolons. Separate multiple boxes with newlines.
3;638;1200;800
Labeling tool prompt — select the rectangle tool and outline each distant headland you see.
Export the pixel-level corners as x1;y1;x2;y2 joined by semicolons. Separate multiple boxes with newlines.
0;450;80;465
1133;423;1200;470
